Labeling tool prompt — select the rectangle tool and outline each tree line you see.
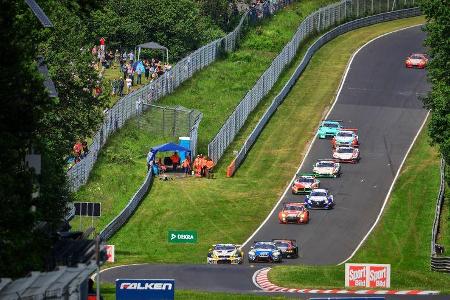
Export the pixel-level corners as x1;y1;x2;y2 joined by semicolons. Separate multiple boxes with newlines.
420;0;450;169
0;0;240;278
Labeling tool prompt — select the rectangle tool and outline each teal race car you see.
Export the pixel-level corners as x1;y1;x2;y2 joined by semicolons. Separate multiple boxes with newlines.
317;120;342;139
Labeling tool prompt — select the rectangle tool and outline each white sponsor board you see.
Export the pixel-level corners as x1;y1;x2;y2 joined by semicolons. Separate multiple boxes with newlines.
345;263;390;288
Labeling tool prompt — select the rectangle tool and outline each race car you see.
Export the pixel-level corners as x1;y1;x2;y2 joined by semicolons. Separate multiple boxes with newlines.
313;160;341;177
317;120;343;139
248;241;282;263
278;202;310;224
207;244;243;264
405;53;428;69
331;129;359;148
332;146;360;163
291;173;320;194
304;188;335;210
272;239;299;258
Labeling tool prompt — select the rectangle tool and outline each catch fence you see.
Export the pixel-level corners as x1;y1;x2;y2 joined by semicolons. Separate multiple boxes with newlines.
208;0;418;165
66;0;293;192
431;158;449;272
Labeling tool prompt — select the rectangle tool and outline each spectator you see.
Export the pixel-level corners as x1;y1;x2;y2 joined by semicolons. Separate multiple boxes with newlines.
111;78;117;95
118;78;124;96
206;158;214;179
136;67;142;85
125;76;132;93
144;61;150;80
115;49;120;63
82;141;89;157
73;140;83;163
91;45;97;57
128;51;134;63
181;156;191;176
170;152;180;171
122;63;128;79
99;37;105;53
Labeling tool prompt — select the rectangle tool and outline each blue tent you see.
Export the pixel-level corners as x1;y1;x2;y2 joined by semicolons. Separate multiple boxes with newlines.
147;143;191;164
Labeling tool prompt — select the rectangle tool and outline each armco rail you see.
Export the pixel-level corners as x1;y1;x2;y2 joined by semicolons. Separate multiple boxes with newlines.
225;6;421;177
99;171;153;241
431;158;449;272
208;0;419;167
66;0;292;192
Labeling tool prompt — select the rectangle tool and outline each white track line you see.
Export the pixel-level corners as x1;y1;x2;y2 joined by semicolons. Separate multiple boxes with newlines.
242;24;424;251
338;110;429;265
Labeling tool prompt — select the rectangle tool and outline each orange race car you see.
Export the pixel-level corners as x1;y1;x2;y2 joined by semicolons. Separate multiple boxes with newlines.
291;173;320;194
278;202;310;224
405;53;428;69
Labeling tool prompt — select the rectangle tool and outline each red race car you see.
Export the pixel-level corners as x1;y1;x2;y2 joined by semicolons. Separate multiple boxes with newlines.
405;53;428;69
291;174;320;194
278;202;310;224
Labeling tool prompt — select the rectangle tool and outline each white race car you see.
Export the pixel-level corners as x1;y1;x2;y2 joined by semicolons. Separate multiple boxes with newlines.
313;160;341;178
207;244;243;264
333;146;360;163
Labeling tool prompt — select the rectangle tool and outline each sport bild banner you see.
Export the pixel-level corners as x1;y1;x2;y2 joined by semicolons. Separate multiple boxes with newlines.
345;263;391;288
116;279;174;300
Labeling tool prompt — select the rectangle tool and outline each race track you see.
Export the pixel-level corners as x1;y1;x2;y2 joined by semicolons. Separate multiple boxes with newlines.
242;25;429;265
101;25;435;296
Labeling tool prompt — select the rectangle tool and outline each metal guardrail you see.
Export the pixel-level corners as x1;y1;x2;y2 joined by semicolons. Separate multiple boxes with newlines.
208;0;419;166
66;0;292;192
99;171;154;241
431;158;449;272
226;6;422;176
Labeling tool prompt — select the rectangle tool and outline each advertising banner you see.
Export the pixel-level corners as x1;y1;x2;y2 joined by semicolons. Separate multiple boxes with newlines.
116;279;175;300
345;264;390;288
168;230;197;243
106;245;115;263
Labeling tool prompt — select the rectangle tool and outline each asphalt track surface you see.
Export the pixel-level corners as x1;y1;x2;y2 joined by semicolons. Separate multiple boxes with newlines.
101;26;442;297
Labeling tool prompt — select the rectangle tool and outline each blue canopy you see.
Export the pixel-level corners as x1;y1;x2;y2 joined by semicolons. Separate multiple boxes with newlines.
147;143;191;164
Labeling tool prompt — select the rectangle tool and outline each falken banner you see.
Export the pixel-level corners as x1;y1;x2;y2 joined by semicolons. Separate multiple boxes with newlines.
345;263;391;288
116;279;175;300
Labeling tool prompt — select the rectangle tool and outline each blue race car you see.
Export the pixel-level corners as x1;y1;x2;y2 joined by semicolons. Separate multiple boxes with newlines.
317;120;342;139
305;188;334;210
248;241;282;263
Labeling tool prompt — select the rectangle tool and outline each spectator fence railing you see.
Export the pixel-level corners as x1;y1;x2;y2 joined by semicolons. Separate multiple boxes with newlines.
66;0;292;191
208;0;418;166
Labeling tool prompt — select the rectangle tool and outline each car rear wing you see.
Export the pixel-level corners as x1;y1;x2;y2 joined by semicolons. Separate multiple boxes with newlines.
272;239;297;243
322;119;343;122
340;128;358;133
295;172;316;177
316;158;340;162
282;202;305;206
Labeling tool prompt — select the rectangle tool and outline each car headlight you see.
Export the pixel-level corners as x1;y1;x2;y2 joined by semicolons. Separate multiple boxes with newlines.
248;250;255;257
273;251;280;257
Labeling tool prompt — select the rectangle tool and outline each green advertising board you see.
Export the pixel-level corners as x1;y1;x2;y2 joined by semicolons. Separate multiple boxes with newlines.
168;230;197;243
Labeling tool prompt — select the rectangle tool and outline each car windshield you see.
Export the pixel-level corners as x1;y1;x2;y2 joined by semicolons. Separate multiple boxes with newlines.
284;205;304;211
338;132;353;137
255;243;276;250
337;148;353;153
214;245;235;251
299;177;314;183
317;162;334;168
274;241;290;248
324;122;338;128
411;54;423;59
311;191;327;197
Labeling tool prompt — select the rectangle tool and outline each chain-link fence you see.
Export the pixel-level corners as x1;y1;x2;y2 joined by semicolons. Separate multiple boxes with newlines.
208;0;418;165
67;0;292;191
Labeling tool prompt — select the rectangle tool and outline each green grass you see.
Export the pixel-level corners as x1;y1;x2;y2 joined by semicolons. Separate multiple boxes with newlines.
73;0;334;244
86;16;427;267
269;123;450;292
101;282;292;300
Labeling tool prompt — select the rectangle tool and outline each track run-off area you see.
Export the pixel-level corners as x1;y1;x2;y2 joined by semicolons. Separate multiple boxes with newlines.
101;24;444;298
